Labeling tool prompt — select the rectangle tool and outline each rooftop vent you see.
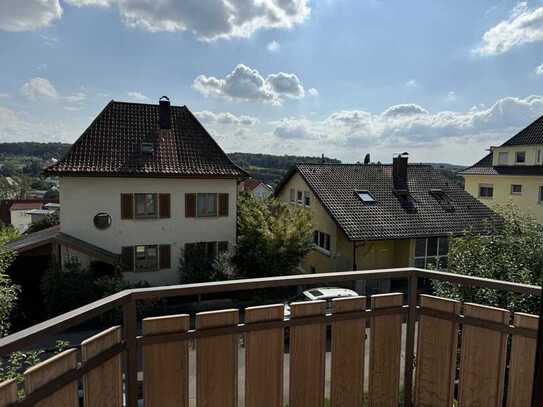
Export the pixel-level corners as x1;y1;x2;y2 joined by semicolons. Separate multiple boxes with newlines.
159;96;171;129
141;142;154;154
430;189;454;212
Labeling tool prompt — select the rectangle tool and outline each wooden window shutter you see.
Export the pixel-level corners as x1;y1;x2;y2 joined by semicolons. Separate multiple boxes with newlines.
121;246;134;272
159;244;171;269
159;193;171;218
185;193;196;217
218;193;229;217
120;194;134;219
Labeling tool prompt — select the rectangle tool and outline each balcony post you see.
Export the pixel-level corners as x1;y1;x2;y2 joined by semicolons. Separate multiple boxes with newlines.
403;273;417;407
532;285;543;407
123;298;138;407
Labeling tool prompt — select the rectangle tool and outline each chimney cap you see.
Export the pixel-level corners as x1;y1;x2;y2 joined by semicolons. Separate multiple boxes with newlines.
159;96;170;102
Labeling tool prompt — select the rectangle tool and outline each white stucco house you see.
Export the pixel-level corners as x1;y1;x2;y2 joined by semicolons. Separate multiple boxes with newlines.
239;178;273;199
21;96;247;286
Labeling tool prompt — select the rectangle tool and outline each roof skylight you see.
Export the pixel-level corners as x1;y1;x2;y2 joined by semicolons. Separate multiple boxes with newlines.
356;190;376;202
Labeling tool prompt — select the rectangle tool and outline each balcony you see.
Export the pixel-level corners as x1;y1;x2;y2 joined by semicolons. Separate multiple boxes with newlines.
0;267;541;407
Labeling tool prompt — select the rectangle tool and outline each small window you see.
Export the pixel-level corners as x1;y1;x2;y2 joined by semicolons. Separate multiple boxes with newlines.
296;190;303;204
314;230;331;252
196;193;218;217
516;151;526;163
289;188;295;202
304;191;310;207
141;142;154;154
414;237;449;270
511;184;522;195
538;150;542;164
498;151;508;165
356;190;375;202
135;245;158;272
539;186;543;203
135;193;158;218
479;184;493;198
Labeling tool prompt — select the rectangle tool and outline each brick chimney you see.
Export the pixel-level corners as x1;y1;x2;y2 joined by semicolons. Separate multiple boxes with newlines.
159;96;171;129
392;152;409;191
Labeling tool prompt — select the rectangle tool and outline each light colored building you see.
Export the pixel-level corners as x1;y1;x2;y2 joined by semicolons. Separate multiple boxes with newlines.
275;154;498;292
36;97;247;285
10;202;44;233
239;178;273;199
461;116;543;222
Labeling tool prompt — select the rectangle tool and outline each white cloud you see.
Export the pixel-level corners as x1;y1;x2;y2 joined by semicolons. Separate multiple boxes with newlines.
273;117;321;140
0;0;62;31
536;63;543;75
195;111;258;126
64;92;87;103
193;64;308;105
476;3;543;55
267;40;280;52
405;79;419;88
21;77;59;100
65;0;310;41
308;88;319;97
127;91;149;102
445;91;458;102
0;93;8;98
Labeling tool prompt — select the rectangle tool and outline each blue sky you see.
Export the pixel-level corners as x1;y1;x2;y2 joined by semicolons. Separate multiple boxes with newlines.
1;0;543;164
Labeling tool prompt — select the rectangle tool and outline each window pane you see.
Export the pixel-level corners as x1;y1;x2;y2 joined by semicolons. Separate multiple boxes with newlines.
135;195;145;215
314;231;319;245
438;236;448;255
427;237;438;256
197;193;217;216
304;191;310;206
498;152;508;165
290;189;295;202
357;191;375;202
414;258;425;268
325;234;330;251
438;256;448;270
297;191;303;202
540;186;543;202
516;151;526;163
511;184;522;194
147;246;157;257
415;239;426;257
426;256;438;269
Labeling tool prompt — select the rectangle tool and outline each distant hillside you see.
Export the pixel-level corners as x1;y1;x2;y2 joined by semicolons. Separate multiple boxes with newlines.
228;152;341;186
0;143;465;188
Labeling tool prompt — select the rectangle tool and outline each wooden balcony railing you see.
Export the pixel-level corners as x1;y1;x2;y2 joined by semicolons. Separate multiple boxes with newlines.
0;267;541;407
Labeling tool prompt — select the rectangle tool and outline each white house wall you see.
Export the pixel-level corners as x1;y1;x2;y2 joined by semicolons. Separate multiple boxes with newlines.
60;176;238;285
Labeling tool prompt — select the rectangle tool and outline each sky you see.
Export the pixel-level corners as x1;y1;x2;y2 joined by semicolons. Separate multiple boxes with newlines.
1;0;543;165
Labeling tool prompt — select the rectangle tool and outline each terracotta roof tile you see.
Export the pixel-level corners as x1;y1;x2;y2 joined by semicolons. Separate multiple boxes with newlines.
45;101;247;178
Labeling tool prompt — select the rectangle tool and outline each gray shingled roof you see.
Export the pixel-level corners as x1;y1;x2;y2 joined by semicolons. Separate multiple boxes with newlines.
46;101;247;178
502;116;543;146
279;163;499;241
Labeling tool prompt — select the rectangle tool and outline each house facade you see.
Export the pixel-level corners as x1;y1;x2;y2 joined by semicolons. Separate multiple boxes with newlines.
461;116;543;223
275;154;498;291
239;178;273;199
44;97;246;285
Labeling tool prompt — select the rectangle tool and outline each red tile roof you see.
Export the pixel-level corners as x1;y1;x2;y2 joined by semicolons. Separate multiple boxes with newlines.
45;100;247;179
240;178;264;192
10;202;44;211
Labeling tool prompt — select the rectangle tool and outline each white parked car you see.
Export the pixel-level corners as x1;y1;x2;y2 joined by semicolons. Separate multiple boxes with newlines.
284;287;359;318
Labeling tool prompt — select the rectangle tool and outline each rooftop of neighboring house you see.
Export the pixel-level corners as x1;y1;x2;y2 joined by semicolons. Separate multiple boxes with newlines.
240;178;271;192
45;97;247;179
10;202;44;211
276;154;500;241
0;199;59;225
461;115;543;176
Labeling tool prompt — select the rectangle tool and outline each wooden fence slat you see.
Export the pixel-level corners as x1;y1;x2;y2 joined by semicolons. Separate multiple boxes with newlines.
143;315;190;407
81;326;122;407
507;312;539;407
368;293;403;407
196;309;239;407
330;296;366;407
24;348;78;407
415;295;460;407
0;379;17;407
458;303;510;407
289;300;327;407
245;304;284;407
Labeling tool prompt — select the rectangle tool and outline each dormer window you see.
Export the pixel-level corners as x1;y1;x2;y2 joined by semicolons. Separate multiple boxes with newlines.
356;190;376;203
515;151;526;163
141;142;154;154
498;152;508;165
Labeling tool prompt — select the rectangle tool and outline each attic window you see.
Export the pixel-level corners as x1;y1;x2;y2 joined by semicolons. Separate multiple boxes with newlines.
356;190;376;203
141;142;154;154
430;189;454;212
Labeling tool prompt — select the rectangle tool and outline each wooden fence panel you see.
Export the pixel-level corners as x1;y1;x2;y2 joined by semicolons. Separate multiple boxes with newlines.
415;295;460;407
330;296;366;407
24;348;78;407
196;309;239;407
143;315;190;407
0;379;17;407
368;293;403;407
81;326;122;407
245;304;284;407
507;312;539;407
289;300;326;407
458;303;509;407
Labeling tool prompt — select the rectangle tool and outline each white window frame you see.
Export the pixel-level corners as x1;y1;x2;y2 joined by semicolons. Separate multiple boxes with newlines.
303;191;310;207
478;183;494;199
134;193;158;218
537;149;542;164
196;193;218;217
313;230;331;254
539;186;543;203
511;184;522;195
497;151;508;165
135;244;158;272
413;237;448;270
296;190;303;205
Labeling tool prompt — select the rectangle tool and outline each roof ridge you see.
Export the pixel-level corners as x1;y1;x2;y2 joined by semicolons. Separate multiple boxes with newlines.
110;99;187;108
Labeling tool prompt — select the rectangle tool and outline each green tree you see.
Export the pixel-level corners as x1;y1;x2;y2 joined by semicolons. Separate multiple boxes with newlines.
433;204;543;313
0;228;19;336
25;212;59;234
232;194;313;279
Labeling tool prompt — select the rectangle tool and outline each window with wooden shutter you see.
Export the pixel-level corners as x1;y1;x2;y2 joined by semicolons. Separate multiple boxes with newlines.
159;244;171;269
120;194;134;219
218;193;229;216
185;193;196;217
121;246;134;272
159;193;171;218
